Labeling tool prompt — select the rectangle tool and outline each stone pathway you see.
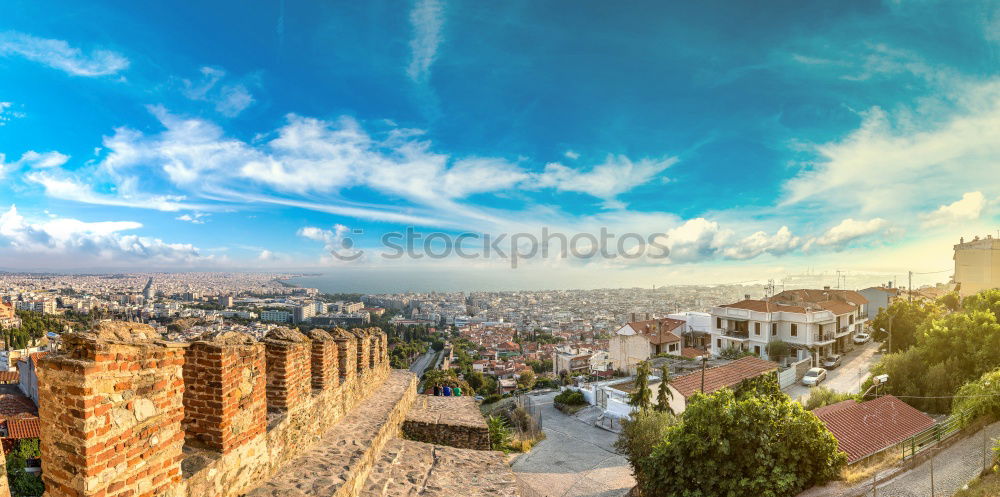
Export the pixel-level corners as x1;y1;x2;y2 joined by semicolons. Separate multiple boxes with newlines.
362;439;518;496
512;392;634;497
873;421;1000;497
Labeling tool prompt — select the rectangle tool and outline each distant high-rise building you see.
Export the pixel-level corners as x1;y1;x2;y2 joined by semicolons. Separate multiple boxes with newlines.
218;295;234;308
293;305;316;324
954;235;1000;297
143;278;156;300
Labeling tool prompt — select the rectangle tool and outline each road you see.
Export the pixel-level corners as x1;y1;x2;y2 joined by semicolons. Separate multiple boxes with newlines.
408;350;435;377
512;392;634;497
785;341;880;403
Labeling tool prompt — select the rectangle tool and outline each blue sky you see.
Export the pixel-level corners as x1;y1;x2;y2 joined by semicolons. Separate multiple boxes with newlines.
0;0;998;287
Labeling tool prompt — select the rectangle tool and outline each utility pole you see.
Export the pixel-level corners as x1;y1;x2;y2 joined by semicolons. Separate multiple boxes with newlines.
908;271;913;303
930;447;935;497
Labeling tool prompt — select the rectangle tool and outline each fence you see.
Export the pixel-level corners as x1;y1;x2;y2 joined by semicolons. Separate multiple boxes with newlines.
512;394;544;442
899;409;970;460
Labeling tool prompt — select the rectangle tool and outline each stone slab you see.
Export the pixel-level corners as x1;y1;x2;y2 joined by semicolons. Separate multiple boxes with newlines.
402;395;490;450
361;439;519;497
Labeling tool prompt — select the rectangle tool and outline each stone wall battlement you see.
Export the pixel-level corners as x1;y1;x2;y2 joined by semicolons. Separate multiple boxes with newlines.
37;323;391;497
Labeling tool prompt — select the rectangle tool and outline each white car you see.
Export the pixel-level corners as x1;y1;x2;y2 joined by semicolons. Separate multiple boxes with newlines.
801;367;827;387
853;333;871;344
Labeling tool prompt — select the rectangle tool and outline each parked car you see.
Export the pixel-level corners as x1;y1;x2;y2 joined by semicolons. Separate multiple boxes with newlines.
474;395;485;401
821;354;842;369
801;367;827;387
853;332;871;344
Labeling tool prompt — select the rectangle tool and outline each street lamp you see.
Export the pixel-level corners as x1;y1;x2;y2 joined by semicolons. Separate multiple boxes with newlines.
696;355;709;393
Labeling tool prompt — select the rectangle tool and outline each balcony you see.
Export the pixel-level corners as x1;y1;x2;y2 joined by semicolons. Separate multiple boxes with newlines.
836;326;851;336
813;332;836;344
721;329;750;340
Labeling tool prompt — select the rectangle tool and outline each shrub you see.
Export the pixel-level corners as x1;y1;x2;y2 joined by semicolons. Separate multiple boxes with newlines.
613;409;676;482
482;393;503;405
719;345;755;360
554;389;587;406
487;415;512;451
953;367;1000;423
804;387;857;411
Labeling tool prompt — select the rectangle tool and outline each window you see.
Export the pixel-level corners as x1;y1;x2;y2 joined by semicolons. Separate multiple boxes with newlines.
791;324;798;337
716;317;722;329
771;323;777;336
716;339;722;348
670;344;677;352
755;322;761;335
849;315;855;324
754;345;761;356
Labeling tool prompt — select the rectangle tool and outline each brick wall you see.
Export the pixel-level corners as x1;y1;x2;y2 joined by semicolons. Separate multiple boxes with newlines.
263;328;311;412
332;328;357;384
305;329;339;391
36;323;393;497
183;336;266;453
38;332;186;497
350;329;371;377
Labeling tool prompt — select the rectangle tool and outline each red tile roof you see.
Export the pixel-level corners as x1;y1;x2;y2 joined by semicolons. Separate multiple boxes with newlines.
5;417;39;439
0;371;18;383
0;394;37;418
626;318;684;345
680;347;706;359
670;356;779;399
721;299;808;313
813;395;934;463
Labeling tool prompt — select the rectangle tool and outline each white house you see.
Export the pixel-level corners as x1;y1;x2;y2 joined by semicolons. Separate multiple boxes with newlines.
609;317;692;374
708;288;868;366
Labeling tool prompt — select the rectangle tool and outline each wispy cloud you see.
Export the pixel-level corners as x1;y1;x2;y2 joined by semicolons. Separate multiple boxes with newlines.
406;0;445;82
0;102;25;126
0;31;128;77
182;67;255;117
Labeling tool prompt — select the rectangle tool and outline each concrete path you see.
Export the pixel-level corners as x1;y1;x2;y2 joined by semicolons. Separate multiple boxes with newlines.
785;341;880;402
512;392;634;497
870;421;1000;497
408;350;435;376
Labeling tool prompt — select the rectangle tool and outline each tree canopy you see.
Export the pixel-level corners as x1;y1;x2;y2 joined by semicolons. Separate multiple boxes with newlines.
871;299;941;353
637;376;846;497
629;361;653;412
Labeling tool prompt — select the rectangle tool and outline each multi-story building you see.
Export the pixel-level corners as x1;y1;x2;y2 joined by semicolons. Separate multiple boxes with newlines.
708;288;868;366
293;304;316;324
858;285;901;320
260;310;292;323
552;346;594;375
954;235;1000;297
0;301;20;328
15;300;56;315
218;295;234;308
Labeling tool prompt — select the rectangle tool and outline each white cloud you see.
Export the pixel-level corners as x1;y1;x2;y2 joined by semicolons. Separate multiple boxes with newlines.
782;81;1000;215
182;67;255;117
535;155;676;202
809;218;889;250
0;102;25;126
657;218;733;263
722;226;801;260
0;31;128;77
406;0;444;82
0;205;208;264
25;172;199;212
175;212;209;224
18;150;69;169
564;150;580;160
920;191;986;228
297;224;365;264
258;249;275;261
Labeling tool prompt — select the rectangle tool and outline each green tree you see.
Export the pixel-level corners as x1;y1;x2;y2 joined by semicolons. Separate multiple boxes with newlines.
655;365;673;414
871;299;941;353
938;291;962;312
613;409;676;484
6;439;43;497
638;377;846;496
766;340;790;363
517;370;536;390
719;345;754;360
963;288;1000;321
629;361;652;412
952;366;1000;423
487;415;512;451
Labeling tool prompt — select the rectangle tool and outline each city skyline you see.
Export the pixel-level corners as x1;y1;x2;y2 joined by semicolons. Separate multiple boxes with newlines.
1;1;999;287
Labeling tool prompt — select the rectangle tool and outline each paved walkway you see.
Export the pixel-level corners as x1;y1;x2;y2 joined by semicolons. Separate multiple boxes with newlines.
511;392;634;497
872;421;1000;497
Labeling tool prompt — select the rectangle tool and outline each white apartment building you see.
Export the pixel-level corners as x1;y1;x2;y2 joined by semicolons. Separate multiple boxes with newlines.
261;310;293;323
708;288;868;367
15;300;56;314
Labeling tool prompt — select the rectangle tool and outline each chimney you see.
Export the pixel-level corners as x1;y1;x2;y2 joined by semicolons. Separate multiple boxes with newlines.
744;294;750;300
960;237;965;244
630;312;635;323
645;312;651;320
823;285;831;291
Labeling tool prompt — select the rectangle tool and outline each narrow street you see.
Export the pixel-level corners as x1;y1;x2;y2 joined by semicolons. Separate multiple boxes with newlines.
408;350;436;377
512;391;635;497
785;341;880;402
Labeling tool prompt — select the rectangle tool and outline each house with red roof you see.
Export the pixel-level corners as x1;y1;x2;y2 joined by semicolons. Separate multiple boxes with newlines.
609;317;688;374
813;395;935;463
709;288;869;367
663;356;779;414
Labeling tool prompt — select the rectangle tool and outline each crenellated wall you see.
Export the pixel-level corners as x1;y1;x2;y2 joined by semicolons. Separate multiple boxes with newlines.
37;323;391;497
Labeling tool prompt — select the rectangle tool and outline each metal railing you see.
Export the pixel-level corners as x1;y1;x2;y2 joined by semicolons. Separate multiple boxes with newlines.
899;409;969;460
813;332;836;342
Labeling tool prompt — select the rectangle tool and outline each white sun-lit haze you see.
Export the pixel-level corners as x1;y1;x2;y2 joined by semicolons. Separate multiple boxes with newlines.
1;1;999;290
